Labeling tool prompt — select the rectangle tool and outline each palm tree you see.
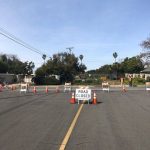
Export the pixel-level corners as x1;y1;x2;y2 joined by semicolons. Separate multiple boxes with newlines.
42;54;46;64
113;52;118;63
79;54;83;64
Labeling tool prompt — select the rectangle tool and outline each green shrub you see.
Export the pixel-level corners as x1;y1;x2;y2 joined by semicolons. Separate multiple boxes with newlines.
132;78;145;86
32;76;60;85
73;80;82;85
146;76;150;82
73;79;101;85
123;77;145;86
124;78;129;84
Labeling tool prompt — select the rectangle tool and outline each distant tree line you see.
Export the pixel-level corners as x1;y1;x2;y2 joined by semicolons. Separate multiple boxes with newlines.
33;52;86;84
2;35;149;84
87;56;144;79
0;54;35;75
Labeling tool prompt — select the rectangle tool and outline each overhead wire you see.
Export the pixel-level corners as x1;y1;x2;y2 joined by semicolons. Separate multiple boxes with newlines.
0;27;107;64
0;27;50;57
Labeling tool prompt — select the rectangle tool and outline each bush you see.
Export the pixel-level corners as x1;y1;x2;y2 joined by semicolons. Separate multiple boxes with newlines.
13;76;17;83
132;78;145;86
124;78;129;84
73;80;82;85
45;77;60;85
146;76;150;82
32;76;60;85
73;79;101;85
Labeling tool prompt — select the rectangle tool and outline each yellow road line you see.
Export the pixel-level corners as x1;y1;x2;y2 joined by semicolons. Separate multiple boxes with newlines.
59;103;84;150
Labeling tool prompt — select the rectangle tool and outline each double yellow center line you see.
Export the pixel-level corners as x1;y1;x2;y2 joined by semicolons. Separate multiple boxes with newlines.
59;103;84;150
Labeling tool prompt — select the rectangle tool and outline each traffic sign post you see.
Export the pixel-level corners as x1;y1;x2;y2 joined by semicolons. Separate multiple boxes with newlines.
75;89;91;104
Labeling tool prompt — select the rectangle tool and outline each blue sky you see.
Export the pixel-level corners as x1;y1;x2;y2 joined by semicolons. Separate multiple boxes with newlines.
0;0;150;70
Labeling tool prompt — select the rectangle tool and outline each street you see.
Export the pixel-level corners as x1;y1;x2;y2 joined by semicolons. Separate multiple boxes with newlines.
0;89;150;150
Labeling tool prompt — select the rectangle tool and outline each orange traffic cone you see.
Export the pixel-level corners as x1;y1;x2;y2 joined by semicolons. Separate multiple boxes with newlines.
45;86;48;93
122;85;127;92
92;92;97;104
70;92;76;104
33;86;36;93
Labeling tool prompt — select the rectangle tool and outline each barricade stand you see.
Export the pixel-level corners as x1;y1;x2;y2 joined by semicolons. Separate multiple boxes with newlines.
102;82;110;92
146;82;150;92
64;82;72;92
20;83;29;93
75;88;91;104
70;92;76;104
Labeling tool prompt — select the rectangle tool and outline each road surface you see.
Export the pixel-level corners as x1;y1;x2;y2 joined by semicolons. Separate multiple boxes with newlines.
0;89;150;150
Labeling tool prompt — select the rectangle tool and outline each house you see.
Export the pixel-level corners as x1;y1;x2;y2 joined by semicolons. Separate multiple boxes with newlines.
24;74;35;83
140;67;150;80
0;73;35;84
125;67;150;80
49;74;60;80
0;73;16;84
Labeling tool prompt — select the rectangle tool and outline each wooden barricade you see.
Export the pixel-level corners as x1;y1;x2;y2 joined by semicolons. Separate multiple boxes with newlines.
146;82;150;91
102;82;110;92
64;82;72;92
20;83;29;93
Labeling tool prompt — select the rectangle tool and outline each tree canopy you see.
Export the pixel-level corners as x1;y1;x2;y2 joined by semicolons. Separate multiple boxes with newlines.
141;37;150;49
0;54;35;75
88;56;144;78
79;54;83;64
113;52;118;63
35;52;86;83
140;37;150;67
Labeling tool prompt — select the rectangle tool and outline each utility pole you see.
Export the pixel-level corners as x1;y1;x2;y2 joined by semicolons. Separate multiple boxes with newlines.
66;47;74;54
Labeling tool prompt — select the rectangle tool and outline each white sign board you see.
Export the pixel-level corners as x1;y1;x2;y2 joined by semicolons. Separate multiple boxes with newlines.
64;82;72;92
20;83;29;93
102;82;110;92
75;89;91;100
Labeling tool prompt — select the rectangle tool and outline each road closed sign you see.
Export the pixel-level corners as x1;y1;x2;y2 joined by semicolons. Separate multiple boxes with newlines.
75;89;91;100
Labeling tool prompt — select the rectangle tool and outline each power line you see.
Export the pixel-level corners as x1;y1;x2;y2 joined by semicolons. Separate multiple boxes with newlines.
0;27;50;57
0;32;42;55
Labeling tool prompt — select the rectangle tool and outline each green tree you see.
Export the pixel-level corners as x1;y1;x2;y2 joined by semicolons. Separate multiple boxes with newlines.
97;64;112;74
24;61;35;75
120;57;144;73
35;52;87;84
0;54;35;75
141;37;150;49
0;61;8;73
140;37;150;67
42;54;46;64
113;52;118;63
79;54;83;64
91;56;144;79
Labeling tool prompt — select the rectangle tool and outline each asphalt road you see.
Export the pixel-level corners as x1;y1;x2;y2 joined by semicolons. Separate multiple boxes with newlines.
0;89;150;150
